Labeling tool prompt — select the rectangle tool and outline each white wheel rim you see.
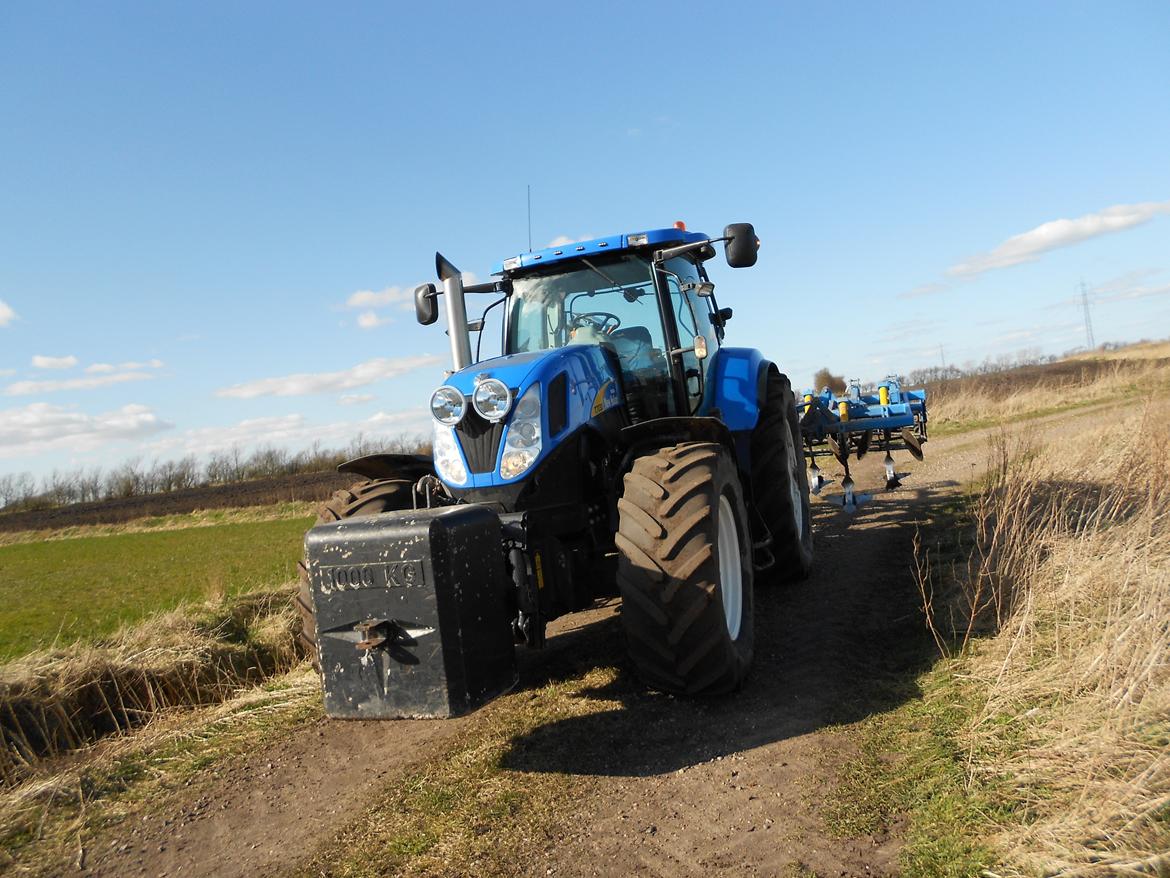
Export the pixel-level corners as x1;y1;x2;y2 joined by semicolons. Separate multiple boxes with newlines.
785;435;804;543
717;495;743;640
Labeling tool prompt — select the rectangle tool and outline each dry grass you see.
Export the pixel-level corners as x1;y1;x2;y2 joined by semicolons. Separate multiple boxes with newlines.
0;584;305;786
927;357;1170;433
919;402;1170;875
1067;340;1170;362
0;666;320;876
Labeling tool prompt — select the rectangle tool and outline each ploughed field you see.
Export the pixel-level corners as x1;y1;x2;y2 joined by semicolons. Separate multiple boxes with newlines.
0;470;353;533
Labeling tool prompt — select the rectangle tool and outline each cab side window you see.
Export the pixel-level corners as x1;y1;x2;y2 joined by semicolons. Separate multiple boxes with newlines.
663;257;719;413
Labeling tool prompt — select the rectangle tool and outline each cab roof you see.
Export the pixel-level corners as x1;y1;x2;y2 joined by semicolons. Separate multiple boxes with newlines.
492;227;708;276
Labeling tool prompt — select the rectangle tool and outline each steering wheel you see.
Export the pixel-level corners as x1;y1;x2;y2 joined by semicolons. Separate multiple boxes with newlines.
570;311;622;334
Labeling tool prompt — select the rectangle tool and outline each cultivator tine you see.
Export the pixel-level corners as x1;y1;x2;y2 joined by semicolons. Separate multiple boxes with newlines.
809;459;825;494
829;432;851;465
884;452;901;490
842;474;856;512
901;427;924;461
856;429;872;460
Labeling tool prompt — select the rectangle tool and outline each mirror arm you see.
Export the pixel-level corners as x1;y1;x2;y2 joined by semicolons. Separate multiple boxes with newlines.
653;236;729;264
464;279;513;295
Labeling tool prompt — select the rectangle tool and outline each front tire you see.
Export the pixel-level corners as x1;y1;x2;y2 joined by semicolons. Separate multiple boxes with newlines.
616;442;755;694
296;478;415;666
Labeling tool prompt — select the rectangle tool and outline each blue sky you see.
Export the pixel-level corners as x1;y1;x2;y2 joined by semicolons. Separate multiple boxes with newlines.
2;1;1169;478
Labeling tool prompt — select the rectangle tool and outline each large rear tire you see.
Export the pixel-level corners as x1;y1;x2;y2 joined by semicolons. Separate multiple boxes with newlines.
751;371;814;582
296;478;415;665
616;442;755;694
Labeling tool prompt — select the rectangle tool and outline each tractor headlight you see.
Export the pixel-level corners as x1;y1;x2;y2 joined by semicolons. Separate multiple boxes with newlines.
500;384;541;480
472;377;512;422
432;422;468;486
430;386;466;426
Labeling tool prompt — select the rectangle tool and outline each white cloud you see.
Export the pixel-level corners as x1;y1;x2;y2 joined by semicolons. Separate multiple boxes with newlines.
339;393;375;405
357;311;392;330
948;201;1170;279
899;281;949;300
0;402;172;458
85;358;164;374
146;408;430;457
0;300;17;327
343;274;479;325
215;355;442;399
1045;269;1170;309
547;235;592;248
347;286;411;309
1092;269;1170;303
31;354;78;370
877;318;938;344
5;371;154;396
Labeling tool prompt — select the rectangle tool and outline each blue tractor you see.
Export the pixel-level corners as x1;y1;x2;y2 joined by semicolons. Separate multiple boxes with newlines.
299;223;814;719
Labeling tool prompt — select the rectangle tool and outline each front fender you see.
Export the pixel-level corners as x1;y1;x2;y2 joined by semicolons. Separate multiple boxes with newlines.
337;453;433;482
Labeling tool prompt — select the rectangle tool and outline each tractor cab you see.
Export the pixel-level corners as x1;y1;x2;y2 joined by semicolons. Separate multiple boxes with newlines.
491;225;752;423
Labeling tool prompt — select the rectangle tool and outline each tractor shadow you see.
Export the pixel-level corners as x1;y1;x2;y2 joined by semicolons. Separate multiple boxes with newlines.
501;479;956;778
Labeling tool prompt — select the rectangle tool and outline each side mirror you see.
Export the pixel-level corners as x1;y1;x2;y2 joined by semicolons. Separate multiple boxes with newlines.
414;283;439;326
723;223;759;268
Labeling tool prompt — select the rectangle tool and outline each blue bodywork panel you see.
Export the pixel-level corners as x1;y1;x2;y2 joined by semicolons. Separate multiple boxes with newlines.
492;228;709;275
702;347;767;432
438;345;621;489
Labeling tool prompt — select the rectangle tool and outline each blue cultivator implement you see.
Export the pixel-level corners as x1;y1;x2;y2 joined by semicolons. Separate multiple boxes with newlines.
799;376;928;509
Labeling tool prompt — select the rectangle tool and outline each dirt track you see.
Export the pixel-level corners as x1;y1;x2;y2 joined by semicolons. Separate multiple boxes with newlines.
71;408;1107;877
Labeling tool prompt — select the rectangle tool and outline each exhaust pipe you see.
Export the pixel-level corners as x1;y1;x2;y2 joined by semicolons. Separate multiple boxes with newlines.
436;252;473;372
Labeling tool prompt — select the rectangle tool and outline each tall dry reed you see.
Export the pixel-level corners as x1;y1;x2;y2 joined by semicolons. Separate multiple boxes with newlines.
921;403;1170;875
928;358;1170;429
0;586;304;786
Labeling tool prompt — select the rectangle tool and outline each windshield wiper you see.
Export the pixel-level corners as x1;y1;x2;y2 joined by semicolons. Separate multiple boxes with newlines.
579;257;620;290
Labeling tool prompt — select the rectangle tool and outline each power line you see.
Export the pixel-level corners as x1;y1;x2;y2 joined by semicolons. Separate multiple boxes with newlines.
1080;280;1095;350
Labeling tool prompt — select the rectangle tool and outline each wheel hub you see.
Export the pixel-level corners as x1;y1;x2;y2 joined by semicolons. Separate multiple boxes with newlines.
717;495;743;640
785;435;804;543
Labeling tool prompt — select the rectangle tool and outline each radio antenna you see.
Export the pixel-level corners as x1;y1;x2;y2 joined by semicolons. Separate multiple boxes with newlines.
527;184;532;252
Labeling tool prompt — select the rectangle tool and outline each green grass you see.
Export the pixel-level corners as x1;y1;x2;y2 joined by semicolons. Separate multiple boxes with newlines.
824;669;1002;878
0;516;313;659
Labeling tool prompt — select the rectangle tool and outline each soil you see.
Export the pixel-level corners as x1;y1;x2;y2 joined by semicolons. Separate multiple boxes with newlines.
62;405;1116;877
0;472;356;533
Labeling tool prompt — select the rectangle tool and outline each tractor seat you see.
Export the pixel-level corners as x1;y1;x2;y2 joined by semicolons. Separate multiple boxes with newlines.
610;326;652;346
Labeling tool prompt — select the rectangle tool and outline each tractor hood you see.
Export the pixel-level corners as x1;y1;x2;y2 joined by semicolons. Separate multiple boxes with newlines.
432;345;621;490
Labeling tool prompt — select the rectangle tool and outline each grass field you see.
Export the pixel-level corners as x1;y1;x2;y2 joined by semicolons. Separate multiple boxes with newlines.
0;515;313;660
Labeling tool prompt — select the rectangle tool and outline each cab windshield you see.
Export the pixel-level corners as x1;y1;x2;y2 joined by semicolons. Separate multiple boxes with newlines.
507;254;666;355
506;253;676;419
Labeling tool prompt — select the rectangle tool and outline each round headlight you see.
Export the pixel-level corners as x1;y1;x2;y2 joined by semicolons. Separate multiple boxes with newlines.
472;378;512;422
430;386;466;426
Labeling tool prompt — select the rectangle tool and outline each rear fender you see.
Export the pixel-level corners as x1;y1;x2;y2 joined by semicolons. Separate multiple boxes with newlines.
703;347;775;433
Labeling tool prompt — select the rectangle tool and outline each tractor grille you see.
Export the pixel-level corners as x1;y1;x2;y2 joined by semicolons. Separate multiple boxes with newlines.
456;410;504;474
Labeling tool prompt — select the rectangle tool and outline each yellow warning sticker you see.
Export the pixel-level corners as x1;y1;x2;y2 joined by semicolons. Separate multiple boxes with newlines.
591;380;612;417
